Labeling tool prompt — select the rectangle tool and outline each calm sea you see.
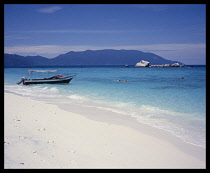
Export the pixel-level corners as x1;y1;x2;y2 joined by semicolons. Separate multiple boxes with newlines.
4;65;206;148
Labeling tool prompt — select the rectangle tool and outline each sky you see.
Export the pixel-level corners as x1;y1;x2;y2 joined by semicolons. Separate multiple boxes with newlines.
4;4;206;65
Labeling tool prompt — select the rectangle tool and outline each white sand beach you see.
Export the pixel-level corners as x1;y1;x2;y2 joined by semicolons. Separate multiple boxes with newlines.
4;92;205;169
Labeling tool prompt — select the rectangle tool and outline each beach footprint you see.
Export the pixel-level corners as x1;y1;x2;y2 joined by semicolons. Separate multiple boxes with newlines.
38;128;46;131
68;149;76;154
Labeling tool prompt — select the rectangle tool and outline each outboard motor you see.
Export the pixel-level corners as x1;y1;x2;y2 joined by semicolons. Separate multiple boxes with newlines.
16;77;26;85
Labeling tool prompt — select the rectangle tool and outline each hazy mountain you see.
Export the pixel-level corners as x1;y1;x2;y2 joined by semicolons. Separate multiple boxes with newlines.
4;49;183;67
4;53;51;67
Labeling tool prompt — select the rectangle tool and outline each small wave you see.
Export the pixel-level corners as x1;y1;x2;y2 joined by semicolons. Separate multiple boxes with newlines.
67;94;90;102
129;105;205;148
4;84;60;98
37;86;59;93
49;87;59;93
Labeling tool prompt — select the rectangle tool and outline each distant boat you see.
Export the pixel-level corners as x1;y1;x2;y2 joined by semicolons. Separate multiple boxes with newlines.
135;60;150;67
125;64;130;67
17;70;76;85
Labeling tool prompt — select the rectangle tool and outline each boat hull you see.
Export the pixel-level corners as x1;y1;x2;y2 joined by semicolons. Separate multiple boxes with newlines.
24;77;73;85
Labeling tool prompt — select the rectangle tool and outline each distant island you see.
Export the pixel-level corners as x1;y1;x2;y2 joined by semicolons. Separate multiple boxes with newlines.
4;49;183;67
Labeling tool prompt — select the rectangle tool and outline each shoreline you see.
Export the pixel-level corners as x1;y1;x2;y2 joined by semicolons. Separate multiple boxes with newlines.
58;102;205;158
4;92;206;168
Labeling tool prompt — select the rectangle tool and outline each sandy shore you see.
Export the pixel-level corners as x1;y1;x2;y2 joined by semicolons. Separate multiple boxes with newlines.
4;92;205;169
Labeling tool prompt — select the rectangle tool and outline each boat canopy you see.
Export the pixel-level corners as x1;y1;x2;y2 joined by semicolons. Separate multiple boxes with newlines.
28;70;57;74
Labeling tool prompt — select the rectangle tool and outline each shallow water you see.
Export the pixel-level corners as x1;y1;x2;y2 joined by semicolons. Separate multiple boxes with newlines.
4;66;206;147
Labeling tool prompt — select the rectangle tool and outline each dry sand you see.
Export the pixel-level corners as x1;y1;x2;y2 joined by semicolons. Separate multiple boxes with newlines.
4;92;205;168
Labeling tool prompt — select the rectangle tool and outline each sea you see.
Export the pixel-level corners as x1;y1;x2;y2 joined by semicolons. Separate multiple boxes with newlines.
4;65;206;148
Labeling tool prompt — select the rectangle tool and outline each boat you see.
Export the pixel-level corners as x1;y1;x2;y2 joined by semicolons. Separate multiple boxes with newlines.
135;60;150;67
17;70;76;85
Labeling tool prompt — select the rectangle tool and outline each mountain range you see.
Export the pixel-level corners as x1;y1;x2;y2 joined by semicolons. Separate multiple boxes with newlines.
4;49;183;67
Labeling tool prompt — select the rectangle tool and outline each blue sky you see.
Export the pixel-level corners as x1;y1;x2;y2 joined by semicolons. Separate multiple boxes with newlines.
4;4;206;64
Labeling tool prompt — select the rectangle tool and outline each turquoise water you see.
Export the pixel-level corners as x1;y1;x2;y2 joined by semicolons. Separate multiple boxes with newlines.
4;66;206;147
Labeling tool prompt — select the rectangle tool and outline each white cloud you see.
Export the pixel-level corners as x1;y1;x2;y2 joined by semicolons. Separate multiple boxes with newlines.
5;35;31;40
4;43;206;64
37;6;62;13
4;45;68;57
